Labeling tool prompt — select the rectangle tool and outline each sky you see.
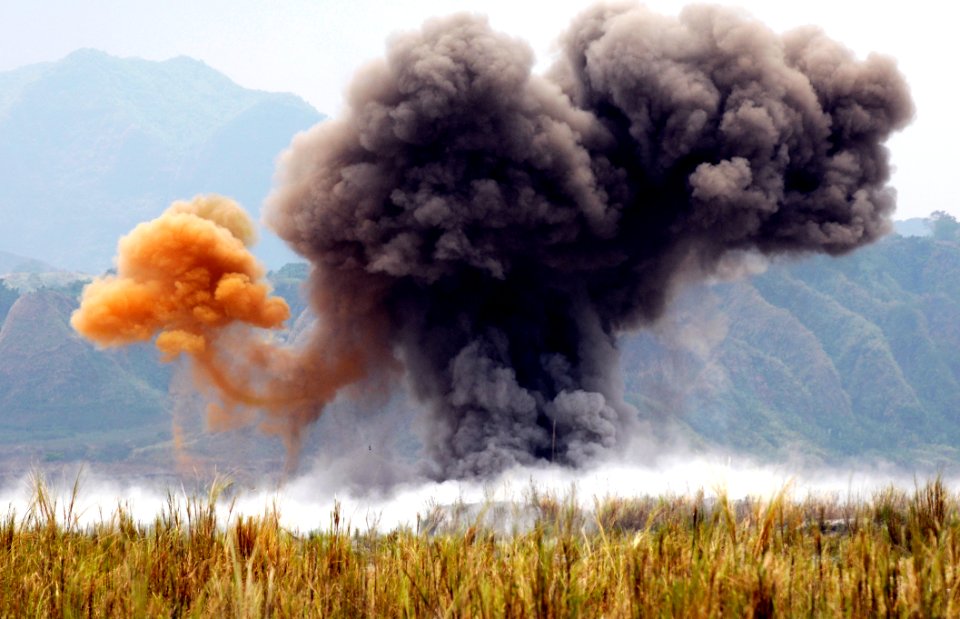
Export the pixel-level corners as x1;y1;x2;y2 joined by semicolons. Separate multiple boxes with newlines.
1;0;957;220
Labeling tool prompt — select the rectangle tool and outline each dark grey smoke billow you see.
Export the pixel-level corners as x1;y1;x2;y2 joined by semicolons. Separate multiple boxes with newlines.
265;4;913;478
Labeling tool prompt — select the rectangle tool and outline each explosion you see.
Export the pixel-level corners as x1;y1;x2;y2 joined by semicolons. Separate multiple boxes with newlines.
74;4;914;479
71;195;388;454
72;196;286;355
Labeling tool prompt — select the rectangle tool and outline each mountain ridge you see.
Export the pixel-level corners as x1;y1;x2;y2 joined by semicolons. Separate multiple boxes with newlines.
2;47;957;474
621;231;960;467
0;49;324;272
5;230;960;470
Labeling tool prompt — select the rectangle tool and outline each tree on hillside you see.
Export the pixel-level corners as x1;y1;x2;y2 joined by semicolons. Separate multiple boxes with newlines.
930;211;960;241
0;281;18;326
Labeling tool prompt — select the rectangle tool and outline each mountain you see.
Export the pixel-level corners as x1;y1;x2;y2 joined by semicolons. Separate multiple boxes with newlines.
0;49;324;272
893;217;932;237
0;287;171;460
5;229;960;471
624;230;960;467
0;268;310;469
0;280;17;325
0;250;53;275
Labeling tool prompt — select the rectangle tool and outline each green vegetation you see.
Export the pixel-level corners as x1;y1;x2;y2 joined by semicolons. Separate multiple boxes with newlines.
0;280;16;325
268;262;311;322
624;230;960;465
0;288;170;439
930;211;960;242
8;224;960;467
3;476;960;616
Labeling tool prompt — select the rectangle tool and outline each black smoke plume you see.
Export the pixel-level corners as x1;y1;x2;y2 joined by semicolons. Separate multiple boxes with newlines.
265;4;913;478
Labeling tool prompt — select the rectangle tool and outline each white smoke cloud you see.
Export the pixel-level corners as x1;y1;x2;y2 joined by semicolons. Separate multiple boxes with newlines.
0;454;937;534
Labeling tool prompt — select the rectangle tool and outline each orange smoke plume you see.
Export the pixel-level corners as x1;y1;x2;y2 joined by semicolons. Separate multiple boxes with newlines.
72;194;289;352
71;195;387;462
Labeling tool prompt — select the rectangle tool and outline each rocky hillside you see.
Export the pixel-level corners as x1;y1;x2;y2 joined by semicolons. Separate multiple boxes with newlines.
5;228;960;470
0;267;307;468
626;232;960;466
0;286;170;460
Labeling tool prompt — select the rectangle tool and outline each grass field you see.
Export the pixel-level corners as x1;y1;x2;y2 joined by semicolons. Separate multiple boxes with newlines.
1;475;958;617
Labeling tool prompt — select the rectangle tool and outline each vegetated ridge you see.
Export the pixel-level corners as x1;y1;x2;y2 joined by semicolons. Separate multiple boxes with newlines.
4;223;960;469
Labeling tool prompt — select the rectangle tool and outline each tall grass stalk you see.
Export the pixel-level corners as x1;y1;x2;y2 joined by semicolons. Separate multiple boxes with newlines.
1;474;959;616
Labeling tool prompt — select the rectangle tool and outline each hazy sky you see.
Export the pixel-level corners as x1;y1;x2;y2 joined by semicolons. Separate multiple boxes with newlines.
1;0;956;219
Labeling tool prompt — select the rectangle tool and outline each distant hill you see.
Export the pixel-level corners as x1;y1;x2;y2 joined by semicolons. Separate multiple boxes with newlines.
0;281;16;326
0;250;53;275
7;230;960;470
624;232;960;467
0;49;324;272
0;268;310;467
0;288;171;459
894;218;932;237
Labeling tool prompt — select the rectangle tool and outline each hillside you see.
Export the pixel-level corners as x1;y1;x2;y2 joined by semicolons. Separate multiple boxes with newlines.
0;50;324;272
893;217;932;237
0;288;171;460
0;267;309;472
0;250;53;275
4;229;960;471
624;232;960;467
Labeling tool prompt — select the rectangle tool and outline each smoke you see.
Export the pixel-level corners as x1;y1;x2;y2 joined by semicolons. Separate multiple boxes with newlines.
72;195;286;343
68;4;912;480
0;456;944;535
71;195;392;459
260;4;912;478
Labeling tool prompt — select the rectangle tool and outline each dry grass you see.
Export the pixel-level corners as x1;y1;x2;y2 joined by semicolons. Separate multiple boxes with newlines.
1;473;959;617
